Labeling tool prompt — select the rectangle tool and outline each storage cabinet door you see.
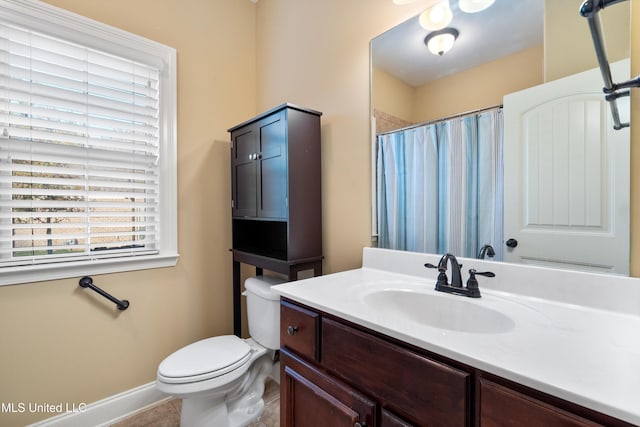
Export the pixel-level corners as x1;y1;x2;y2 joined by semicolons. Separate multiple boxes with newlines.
281;350;375;427
231;127;257;217
257;111;287;219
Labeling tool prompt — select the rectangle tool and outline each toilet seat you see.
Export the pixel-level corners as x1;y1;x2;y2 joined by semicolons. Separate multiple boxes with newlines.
158;335;251;385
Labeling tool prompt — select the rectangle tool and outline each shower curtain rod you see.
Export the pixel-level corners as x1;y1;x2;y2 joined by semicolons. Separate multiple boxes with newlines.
377;104;502;136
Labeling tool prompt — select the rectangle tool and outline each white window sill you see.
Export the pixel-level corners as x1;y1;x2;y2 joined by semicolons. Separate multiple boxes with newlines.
0;253;179;286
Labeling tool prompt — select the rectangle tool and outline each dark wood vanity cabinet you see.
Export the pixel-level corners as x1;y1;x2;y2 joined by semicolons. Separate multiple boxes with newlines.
281;301;471;427
280;300;636;427
229;104;323;335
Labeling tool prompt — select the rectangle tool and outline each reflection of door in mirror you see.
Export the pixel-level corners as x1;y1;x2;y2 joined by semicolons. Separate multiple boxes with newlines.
503;59;630;275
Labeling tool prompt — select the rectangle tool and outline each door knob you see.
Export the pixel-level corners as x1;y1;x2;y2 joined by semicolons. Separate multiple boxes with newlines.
287;326;299;335
506;238;518;248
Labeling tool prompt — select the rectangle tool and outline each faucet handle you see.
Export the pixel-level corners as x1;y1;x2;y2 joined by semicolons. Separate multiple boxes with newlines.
425;262;448;290
465;269;495;298
471;270;495;278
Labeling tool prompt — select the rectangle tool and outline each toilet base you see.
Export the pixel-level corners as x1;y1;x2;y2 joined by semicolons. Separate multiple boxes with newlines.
180;394;228;427
178;352;274;427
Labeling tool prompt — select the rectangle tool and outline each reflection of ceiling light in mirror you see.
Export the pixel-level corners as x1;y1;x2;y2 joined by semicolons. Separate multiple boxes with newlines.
458;0;496;13
424;28;459;56
419;0;453;31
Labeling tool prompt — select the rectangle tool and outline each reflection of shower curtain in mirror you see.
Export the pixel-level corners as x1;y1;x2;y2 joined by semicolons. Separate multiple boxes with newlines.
377;108;503;259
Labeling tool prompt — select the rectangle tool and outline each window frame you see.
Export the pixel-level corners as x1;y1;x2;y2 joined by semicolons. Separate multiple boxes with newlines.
0;0;178;286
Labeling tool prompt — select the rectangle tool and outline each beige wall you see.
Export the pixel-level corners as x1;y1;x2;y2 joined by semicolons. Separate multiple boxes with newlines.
372;45;543;128
0;1;257;426
1;0;639;426
545;0;630;81
412;45;543;123
372;66;415;124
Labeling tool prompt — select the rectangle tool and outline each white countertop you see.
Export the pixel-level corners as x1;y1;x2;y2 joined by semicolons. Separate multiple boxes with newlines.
272;248;640;426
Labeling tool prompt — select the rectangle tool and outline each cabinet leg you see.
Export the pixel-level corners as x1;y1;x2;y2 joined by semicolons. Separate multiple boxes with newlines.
313;261;322;277
287;261;323;282
233;260;241;337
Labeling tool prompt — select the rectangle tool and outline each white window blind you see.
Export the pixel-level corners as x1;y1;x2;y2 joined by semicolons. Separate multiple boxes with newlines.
0;21;162;268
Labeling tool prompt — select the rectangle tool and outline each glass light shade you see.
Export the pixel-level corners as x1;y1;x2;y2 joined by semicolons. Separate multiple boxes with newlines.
426;33;456;55
458;0;496;13
424;28;459;56
418;0;453;31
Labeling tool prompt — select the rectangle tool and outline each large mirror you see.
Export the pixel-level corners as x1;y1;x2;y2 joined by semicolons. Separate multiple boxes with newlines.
371;0;632;275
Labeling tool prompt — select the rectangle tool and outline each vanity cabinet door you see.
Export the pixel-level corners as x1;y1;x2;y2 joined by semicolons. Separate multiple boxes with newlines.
281;349;375;427
381;409;416;427
322;317;471;427
479;379;600;427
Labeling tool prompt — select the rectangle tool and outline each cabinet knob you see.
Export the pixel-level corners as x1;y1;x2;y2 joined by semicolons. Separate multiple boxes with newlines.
354;422;365;427
287;325;299;335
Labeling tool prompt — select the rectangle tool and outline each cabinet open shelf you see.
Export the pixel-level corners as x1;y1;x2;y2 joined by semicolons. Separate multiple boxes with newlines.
232;219;287;260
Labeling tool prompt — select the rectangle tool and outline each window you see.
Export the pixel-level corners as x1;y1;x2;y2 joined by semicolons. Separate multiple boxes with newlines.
0;0;178;285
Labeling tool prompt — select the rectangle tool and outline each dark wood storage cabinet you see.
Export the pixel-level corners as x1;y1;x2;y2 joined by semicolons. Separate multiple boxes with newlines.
280;300;636;427
229;104;322;336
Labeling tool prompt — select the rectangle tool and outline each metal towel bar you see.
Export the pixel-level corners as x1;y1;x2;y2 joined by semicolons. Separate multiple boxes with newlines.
580;0;637;130
79;276;129;310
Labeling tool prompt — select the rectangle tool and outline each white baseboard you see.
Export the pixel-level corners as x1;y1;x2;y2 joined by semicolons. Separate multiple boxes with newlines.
27;382;171;427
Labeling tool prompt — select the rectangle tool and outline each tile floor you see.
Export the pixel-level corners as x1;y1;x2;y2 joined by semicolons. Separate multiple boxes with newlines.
110;379;280;427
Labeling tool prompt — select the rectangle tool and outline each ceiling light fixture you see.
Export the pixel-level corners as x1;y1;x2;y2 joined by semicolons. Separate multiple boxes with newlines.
424;28;459;56
418;0;453;31
458;0;496;13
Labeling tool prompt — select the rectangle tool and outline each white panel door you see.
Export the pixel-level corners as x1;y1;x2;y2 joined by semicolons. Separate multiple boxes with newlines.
503;59;630;274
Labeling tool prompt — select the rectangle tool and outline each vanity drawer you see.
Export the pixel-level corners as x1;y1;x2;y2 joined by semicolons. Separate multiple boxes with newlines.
280;301;319;361
322;317;471;427
479;379;600;427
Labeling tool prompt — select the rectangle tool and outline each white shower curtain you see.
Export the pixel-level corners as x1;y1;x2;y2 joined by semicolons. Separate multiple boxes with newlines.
377;108;503;259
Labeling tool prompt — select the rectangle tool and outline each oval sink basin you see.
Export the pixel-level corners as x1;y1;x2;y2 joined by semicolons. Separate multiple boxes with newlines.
363;289;515;333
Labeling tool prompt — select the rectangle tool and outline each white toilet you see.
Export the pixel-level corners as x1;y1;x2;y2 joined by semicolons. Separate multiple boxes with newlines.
156;275;283;427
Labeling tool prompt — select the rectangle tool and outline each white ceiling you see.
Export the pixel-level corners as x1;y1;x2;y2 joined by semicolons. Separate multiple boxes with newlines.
372;0;544;87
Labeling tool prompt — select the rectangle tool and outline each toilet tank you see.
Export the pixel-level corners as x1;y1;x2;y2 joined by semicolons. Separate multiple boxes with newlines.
244;275;284;350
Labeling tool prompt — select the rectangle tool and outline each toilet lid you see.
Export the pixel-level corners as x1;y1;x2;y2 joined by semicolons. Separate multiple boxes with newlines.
158;335;251;384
